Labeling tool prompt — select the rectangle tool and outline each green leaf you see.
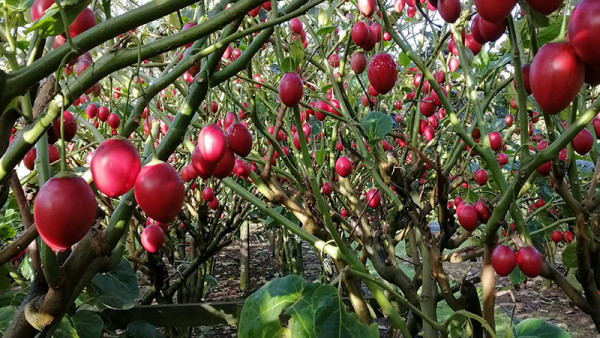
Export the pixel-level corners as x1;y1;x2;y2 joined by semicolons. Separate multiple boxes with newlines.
509;265;527;285
238;275;377;338
53;316;78;338
0;289;26;307
397;52;411;68
83;258;139;310
576;160;595;178
0;264;13;290
562;243;578;269
285;283;379;337
126;321;164;338
27;0;93;36
315;147;326;166
290;39;304;71
71;310;103;338
513;318;569;337
0;306;17;336
315;26;337;36
281;57;294;74
361;111;392;141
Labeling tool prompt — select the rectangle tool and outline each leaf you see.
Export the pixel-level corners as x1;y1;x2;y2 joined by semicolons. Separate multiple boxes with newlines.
562;243;578;269
315;26;337;36
290;39;304;71
0;264;13;290
53;316;78;338
0;289;26;307
0;306;17;336
27;0;93;36
84;258;139;310
362;111;392;140
281;57;294;74
576;160;595;178
315;147;325;166
126;321;164;338
285;283;379;337
71;310;103;338
397;52;411;68
513;318;569;337
238;275;377;338
509;265;527;285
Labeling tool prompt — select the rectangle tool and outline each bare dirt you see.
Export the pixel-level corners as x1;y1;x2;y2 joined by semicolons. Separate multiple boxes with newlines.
199;224;599;337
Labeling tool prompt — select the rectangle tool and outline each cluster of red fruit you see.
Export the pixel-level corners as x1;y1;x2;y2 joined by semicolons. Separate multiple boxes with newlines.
288;18;308;49
492;244;543;278
192;121;253;181
454;196;492;231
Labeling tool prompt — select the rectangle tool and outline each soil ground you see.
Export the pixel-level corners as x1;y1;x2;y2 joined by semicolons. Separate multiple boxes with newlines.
198;224;599;337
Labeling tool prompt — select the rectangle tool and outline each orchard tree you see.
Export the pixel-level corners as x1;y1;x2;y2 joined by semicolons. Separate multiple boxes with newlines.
0;0;598;337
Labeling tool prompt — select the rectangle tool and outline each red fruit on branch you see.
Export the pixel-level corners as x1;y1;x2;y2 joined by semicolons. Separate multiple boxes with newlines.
530;42;584;115
488;132;502;151
202;187;215;202
357;0;377;17
526;0;564;15
367;53;398;95
31;0;54;21
457;204;479;231
134;161;185;223
68;8;97;38
474;200;491;223
322;182;332;195
336;157;352;178
366;189;381;208
52;110;78;142
474;169;488;186
572;128;593;155
564;231;574;243
107;113;120;129
491;245;517;276
552;230;564;243
478;17;506;42
568;0;600;68
33;175;97;252
289;18;303;34
505;114;514;127
197;124;227;164
279;72;303;107
91;138;141;198
351;52;367;74
474;0;516;23
517;246;543;278
141;224;164;253
212;147;235;179
192;146;216;179
437;0;461;23
227;123;253;158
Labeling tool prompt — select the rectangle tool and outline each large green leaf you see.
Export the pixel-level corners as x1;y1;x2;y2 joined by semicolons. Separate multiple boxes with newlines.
285;283;379;337
53;316;78;338
362;111;392;141
238;275;378;338
0;306;17;336
71;310;103;338
513;318;569;337
125;321;164;338
562;243;578;269
83;258;138;310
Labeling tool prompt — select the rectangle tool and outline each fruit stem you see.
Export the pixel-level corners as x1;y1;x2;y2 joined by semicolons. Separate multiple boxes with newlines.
145;106;159;160
557;0;572;42
59;104;68;173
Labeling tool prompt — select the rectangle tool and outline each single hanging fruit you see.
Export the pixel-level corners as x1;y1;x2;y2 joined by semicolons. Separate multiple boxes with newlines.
134;161;185;223
530;42;584;115
91;138;141;198
33;174;97;252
